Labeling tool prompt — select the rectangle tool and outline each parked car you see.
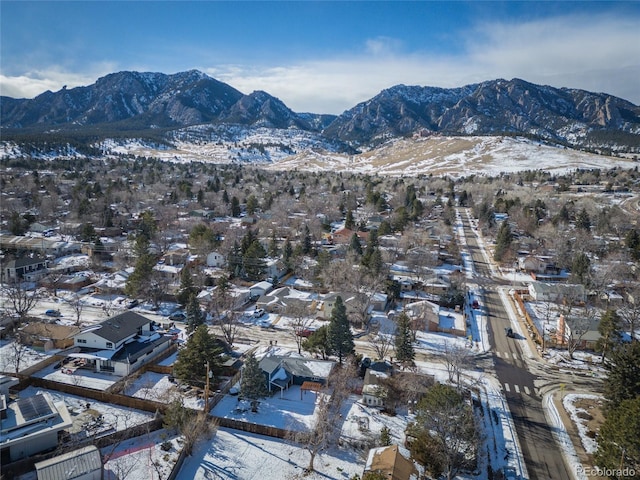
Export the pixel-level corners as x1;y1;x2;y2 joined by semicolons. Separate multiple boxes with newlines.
126;299;139;309
506;327;514;338
45;309;61;317
169;311;187;321
471;299;480;309
253;308;265;318
296;328;316;337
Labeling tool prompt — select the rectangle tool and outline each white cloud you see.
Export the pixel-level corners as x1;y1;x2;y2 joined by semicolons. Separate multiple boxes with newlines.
2;14;638;114
0;64;117;99
205;13;640;113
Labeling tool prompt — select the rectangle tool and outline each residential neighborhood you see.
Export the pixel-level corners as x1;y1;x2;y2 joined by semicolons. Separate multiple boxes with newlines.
1;159;639;480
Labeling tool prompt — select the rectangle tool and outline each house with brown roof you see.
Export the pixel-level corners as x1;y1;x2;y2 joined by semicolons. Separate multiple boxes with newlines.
363;445;419;480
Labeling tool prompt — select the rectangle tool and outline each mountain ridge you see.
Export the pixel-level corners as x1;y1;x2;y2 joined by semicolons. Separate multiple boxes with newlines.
1;70;639;153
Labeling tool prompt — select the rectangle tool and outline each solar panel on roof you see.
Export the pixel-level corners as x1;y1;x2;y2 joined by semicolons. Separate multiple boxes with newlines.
17;394;54;422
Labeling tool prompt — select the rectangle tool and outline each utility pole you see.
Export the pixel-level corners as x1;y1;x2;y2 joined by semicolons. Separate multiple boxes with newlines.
204;361;211;413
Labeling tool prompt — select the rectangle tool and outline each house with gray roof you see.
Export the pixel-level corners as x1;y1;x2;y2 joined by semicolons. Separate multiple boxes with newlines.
258;354;335;396
70;312;171;376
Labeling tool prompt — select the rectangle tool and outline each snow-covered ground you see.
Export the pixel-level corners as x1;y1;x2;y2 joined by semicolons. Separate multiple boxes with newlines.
563;393;602;454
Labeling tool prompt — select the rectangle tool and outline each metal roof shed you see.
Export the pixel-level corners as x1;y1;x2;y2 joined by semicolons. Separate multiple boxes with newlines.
35;445;102;480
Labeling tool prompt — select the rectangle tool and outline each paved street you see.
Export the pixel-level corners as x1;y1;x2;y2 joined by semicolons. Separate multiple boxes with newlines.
460;209;601;480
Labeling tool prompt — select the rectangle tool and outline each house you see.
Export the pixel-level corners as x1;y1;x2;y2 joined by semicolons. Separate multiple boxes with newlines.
556;314;602;350
319;292;367;320
363;445;419;480
362;368;389;408
331;228;369;245
0;392;73;462
518;255;566;281
2;256;48;282
206;251;225;268
258;354;335;397
70;312;171;376
35;445;102;480
41;273;92;292
255;287;314;314
19;323;80;351
265;258;288;282
528;282;586;303
250;281;273;300
0;233;80;257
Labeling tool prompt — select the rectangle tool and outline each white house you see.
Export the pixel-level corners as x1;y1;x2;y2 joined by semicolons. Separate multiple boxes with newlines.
206;251;226;268
528;282;586;303
71;312;171;376
265;258;288;281
250;281;273;300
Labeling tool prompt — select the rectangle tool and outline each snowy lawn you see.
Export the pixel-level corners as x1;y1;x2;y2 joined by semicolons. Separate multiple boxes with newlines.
0;339;51;373
211;385;319;431
124;371;180;403
179;427;365;480
102;429;182;480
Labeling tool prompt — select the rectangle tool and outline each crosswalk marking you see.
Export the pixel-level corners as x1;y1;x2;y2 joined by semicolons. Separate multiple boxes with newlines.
496;351;502;358
512;352;519;359
503;383;535;396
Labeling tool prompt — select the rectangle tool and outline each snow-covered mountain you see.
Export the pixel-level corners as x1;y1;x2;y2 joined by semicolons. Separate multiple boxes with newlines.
0;70;333;131
1;70;639;158
324;79;640;152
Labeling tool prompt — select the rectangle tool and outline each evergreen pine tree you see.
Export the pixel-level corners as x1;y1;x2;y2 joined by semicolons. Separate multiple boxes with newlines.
380;426;392;446
173;325;224;386
349;233;363;255
493;221;512;261
268;230;279;257
395;312;415;367
595;397;640;472
597;309;622;363
327;296;355;364
576;207;591;231
604;342;640;409
176;264;198;306
243;240;267;280
571;252;591;286
302;224;312;254
345;209;355;230
186;294;205;334
240;353;268;409
283;238;293;267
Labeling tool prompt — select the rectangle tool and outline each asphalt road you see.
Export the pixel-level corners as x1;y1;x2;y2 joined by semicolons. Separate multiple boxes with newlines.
461;210;575;480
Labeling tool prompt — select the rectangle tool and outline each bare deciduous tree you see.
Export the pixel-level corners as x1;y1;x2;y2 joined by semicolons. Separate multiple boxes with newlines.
2;279;40;322
368;324;395;361
441;341;471;388
66;292;85;326
620;286;640;342
288;360;357;472
286;302;315;354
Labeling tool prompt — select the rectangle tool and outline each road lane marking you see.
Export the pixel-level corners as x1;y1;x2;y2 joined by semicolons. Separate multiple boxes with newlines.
504;383;510;392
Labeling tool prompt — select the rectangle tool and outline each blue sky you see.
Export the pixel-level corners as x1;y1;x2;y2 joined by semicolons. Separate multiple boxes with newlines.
1;1;639;114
